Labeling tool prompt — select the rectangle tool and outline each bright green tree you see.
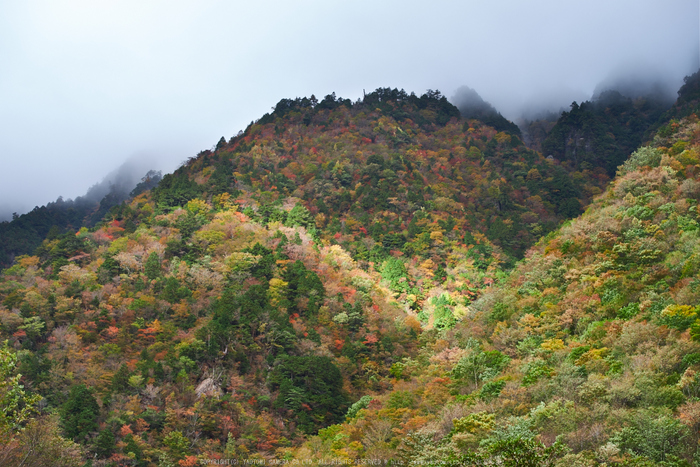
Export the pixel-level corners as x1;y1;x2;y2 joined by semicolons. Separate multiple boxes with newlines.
143;251;162;280
285;204;313;229
0;341;41;443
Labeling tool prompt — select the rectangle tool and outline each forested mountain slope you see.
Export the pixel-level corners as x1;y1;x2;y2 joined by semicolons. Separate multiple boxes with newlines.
297;91;700;465
155;88;607;263
0;81;694;466
0;88;558;465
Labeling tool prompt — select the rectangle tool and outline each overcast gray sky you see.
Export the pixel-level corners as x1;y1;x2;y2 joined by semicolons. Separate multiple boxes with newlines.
1;0;698;219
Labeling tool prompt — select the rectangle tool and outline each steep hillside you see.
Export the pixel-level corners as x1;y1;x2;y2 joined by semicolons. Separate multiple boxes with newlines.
153;88;604;263
0;82;694;466
0;88;596;465
296;113;700;465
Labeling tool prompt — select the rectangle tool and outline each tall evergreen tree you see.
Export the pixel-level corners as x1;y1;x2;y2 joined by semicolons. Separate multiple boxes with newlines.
60;384;99;442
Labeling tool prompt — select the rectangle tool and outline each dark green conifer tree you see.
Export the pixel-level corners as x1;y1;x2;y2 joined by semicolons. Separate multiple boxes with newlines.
60;384;99;442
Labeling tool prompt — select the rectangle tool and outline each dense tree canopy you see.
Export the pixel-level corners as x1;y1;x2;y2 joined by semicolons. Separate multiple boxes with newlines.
0;80;696;464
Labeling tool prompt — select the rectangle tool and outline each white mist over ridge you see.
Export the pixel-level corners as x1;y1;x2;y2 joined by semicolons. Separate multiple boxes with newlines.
0;154;167;222
0;0;696;218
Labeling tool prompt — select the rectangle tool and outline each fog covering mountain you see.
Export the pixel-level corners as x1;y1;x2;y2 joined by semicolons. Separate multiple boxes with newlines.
592;66;680;104
0;70;682;267
79;161;163;210
451;86;522;137
3;0;695;219
513;71;684;170
0;159;161;265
